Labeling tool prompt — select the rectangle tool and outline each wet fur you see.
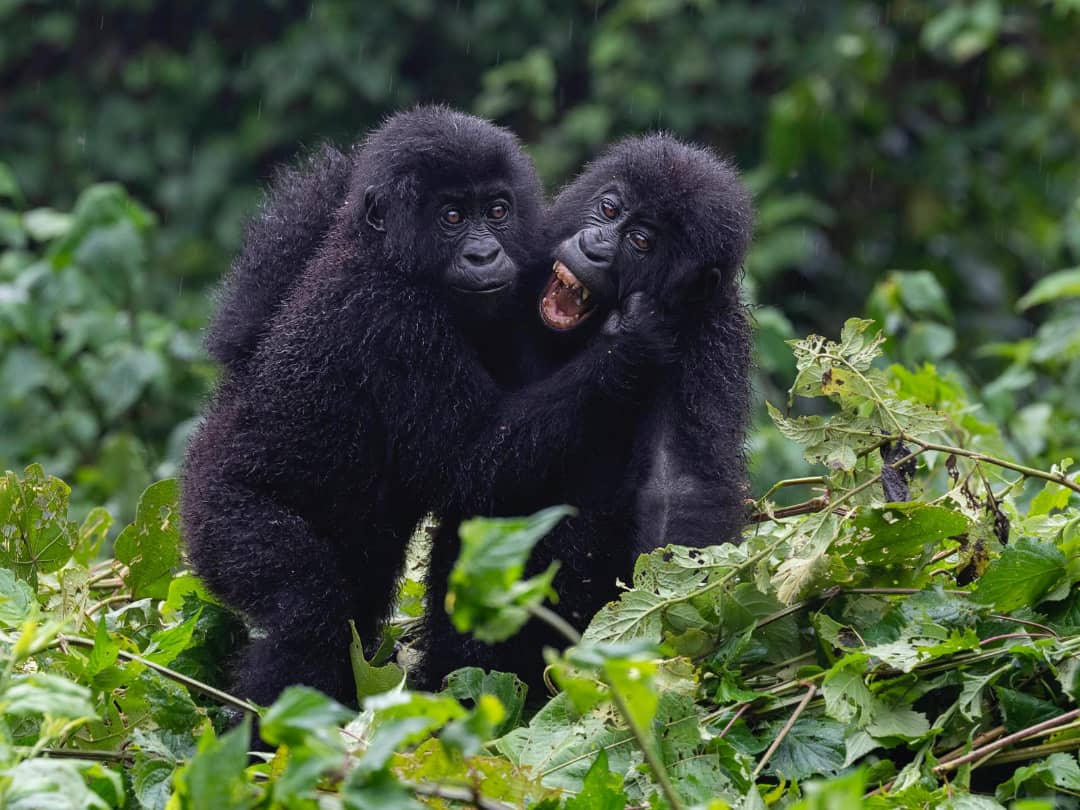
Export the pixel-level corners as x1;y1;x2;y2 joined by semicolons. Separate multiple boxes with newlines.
181;107;668;705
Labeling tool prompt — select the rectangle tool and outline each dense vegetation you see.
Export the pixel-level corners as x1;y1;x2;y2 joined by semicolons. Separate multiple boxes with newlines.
2;0;1080;806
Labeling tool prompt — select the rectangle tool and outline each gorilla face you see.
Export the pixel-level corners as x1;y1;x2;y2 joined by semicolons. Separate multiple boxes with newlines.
355;106;544;320
539;135;752;334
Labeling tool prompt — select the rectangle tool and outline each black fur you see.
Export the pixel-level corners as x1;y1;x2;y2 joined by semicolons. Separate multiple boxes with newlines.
418;134;754;689
181;107;669;706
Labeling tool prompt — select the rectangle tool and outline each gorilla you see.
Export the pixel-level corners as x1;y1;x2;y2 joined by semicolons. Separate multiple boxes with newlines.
418;134;754;689
181;107;671;706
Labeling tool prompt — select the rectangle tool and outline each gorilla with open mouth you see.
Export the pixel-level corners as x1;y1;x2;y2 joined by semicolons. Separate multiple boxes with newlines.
418;133;754;689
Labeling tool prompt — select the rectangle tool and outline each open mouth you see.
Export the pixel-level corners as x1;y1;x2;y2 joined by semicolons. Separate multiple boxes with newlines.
539;260;597;331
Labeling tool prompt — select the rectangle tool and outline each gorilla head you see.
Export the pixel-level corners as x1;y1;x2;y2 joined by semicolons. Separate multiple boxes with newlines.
353;106;544;317
539;134;752;334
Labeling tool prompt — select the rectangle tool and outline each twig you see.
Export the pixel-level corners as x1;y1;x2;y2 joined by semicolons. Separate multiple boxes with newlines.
756;589;839;628
22;747;131;763
933;708;1080;774
990;614;1059;638
979;632;1054;646
753;682;816;779
54;634;259;715
403;779;518;810
935;726;1005;766
758;476;827;501
903;436;1080;495
716;703;751;740
751;497;830;523
982;737;1080;766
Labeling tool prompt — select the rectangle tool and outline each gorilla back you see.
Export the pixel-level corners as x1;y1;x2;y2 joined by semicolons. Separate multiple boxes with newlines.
181;107;545;705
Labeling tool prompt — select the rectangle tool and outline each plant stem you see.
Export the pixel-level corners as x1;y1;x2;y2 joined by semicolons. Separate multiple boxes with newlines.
983;737;1080;766
402;780;518;810
758;476;827;501
751;496;831;523
526;601;683;809
903;436;1080;495
935;726;1005;765
55;634;259;715
606;675;686;810
754;682;816;778
29;747;130;763
933;708;1080;774
528;603;582;645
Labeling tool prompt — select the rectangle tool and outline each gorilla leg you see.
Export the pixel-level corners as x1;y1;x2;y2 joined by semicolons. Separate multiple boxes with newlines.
183;470;416;705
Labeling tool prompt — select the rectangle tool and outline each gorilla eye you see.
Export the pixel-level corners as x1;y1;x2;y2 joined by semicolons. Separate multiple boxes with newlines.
628;231;652;252
487;202;509;221
442;209;464;226
600;198;619;220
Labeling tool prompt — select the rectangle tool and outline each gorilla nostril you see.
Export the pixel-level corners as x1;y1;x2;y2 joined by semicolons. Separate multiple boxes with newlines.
464;244;500;266
580;227;615;264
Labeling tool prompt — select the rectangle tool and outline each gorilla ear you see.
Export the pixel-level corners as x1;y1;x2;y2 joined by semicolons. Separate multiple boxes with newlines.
364;185;386;232
702;266;724;298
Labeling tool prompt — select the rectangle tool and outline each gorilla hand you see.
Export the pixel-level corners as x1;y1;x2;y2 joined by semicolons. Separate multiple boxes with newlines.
603;291;679;366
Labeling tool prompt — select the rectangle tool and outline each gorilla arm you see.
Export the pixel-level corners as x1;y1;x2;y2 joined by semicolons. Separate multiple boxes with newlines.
631;299;753;551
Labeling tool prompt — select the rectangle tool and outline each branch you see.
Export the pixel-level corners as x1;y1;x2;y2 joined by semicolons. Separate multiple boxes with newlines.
933;708;1080;774
55;634;259;715
753;682;816;778
903;436;1080;495
403;779;518;810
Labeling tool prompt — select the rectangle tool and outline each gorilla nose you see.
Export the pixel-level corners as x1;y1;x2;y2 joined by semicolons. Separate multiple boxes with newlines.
580;227;616;265
463;242;501;267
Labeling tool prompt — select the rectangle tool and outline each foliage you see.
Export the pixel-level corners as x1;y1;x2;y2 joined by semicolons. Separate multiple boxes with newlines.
0;171;212;524
2;318;1080;807
3;0;1079;353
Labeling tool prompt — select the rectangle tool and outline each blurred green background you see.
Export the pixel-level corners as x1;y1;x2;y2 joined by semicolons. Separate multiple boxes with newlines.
2;0;1079;522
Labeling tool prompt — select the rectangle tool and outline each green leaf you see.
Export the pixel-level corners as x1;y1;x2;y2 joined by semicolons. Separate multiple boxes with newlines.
23;207;73;241
85;614;120;677
1029;478;1074;517
445;667;527;737
143;609;201;666
2;759;122;810
852;504;969;564
114;479;182;599
763;717;846;780
350;620;405;702
260;685;353;749
994;686;1064;733
971;538;1068;612
1018;267;1080;309
131;755;175;810
894;270;953;321
602;656;659;732
563;750;626;810
2;672;97;720
0;465;77;586
995;752;1080;801
342;769;426;810
447;506;572;643
172;719;255;810
0;567;35;627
